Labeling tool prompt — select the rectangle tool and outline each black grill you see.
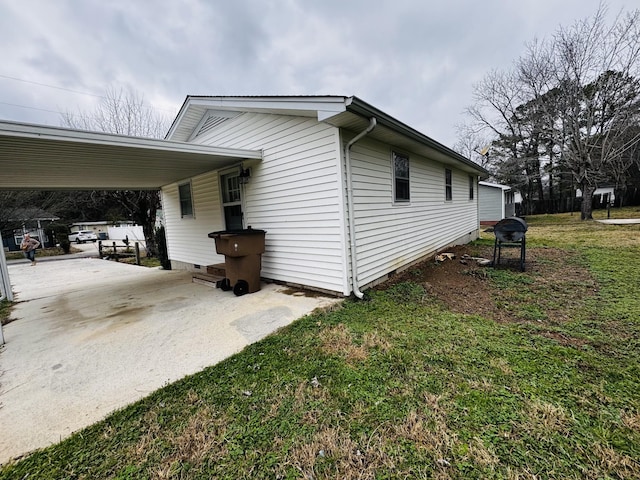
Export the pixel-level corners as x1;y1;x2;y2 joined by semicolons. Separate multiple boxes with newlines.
492;217;528;271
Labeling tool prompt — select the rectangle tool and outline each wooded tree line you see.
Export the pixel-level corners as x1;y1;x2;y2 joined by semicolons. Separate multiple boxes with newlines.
458;6;640;219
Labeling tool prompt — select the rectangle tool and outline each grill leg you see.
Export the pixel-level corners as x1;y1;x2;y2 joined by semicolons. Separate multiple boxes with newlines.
492;238;499;266
520;237;526;271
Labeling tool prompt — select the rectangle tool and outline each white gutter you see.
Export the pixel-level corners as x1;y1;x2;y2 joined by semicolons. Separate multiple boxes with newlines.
345;117;377;299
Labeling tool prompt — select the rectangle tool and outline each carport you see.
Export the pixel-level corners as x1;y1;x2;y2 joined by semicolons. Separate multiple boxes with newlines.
0;120;342;463
0;119;262;305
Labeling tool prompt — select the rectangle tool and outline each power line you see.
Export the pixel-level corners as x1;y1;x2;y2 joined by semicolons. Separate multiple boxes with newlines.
0;101;64;117
0;74;103;98
0;73;179;118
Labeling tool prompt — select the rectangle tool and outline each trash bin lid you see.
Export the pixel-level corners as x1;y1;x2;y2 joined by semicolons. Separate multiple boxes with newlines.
208;228;266;238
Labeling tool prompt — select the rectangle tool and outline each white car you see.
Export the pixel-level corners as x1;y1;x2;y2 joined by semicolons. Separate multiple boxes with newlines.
68;230;98;244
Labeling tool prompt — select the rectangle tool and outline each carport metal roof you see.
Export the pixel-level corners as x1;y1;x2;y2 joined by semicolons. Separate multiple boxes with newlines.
0;120;262;190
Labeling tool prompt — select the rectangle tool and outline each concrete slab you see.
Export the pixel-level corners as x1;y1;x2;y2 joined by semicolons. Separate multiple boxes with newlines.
0;258;339;464
596;218;640;224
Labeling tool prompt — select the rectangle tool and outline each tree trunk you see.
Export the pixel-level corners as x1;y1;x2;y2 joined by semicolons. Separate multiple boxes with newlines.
580;183;596;220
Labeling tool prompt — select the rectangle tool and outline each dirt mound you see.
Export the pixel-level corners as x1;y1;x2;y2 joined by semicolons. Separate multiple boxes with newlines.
381;244;597;329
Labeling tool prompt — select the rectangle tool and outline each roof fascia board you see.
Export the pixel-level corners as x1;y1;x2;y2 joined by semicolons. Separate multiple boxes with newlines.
479;181;511;190
184;95;348;113
0;120;262;159
174;96;347;126
344;96;489;176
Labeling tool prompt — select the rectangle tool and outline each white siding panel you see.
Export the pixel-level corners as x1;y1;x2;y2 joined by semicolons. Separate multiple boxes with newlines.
479;185;504;221
162;171;225;267
349;138;479;288
166;112;350;295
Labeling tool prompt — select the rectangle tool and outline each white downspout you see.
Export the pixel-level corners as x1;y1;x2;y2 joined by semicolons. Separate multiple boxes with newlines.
345;117;376;299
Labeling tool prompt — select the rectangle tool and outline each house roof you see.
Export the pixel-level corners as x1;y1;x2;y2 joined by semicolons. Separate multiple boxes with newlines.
479;181;511;191
167;95;489;177
8;207;59;221
0;120;262;190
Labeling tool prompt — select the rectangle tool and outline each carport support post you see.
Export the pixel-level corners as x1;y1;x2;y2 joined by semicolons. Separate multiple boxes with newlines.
1;235;13;345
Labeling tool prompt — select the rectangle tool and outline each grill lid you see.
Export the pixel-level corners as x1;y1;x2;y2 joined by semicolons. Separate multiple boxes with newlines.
494;217;528;242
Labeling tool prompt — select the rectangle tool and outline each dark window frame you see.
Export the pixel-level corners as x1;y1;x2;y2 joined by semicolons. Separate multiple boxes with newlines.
178;182;194;218
393;151;410;203
469;175;475;200
445;169;453;201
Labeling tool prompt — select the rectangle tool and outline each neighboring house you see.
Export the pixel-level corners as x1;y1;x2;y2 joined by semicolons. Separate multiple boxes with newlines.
70;221;143;242
479;181;518;223
576;186;615;207
1;208;59;252
162;96;488;296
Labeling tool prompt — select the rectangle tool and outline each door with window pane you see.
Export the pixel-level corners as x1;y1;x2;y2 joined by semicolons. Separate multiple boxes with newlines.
221;172;243;230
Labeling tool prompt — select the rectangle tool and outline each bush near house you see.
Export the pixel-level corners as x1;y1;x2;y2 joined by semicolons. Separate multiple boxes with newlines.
1;210;639;479
46;222;71;254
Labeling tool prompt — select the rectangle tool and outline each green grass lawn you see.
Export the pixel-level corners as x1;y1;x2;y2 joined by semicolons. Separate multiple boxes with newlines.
1;210;639;479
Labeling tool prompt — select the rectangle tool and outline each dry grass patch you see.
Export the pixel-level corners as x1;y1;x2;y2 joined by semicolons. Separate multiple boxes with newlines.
489;357;513;376
467;377;494;392
152;407;228;479
319;323;368;363
467;436;499;467
284;427;393;480
522;399;572;437
127;402;229;478
390;393;457;464
361;330;392;352
590;442;640;479
621;409;640;432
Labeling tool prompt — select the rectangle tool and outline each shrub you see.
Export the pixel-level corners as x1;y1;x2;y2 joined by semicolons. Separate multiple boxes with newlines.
154;225;171;270
46;222;71;254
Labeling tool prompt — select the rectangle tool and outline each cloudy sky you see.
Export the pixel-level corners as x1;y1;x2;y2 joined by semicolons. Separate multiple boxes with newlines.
0;0;632;148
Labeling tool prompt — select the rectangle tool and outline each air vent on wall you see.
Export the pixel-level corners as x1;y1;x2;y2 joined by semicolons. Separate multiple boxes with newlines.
191;110;242;140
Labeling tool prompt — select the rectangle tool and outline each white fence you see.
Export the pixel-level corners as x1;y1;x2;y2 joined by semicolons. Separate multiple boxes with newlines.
107;226;146;245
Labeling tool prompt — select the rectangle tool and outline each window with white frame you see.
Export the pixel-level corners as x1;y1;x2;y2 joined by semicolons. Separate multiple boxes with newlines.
393;152;410;202
221;172;243;230
469;175;475;200
178;182;194;218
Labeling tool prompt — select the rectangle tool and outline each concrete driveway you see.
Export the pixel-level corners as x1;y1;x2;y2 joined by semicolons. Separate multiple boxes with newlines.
0;257;338;464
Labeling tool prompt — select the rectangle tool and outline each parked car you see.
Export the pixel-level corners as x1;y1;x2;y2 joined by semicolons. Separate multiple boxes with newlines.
68;230;98;243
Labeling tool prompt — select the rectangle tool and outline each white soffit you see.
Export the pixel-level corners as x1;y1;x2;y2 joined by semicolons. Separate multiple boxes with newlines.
0;121;261;190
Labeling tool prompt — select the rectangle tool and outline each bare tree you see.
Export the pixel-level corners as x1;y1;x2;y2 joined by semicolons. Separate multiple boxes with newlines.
463;5;640;219
453;123;494;172
61;86;168;138
61;87;171;254
465;69;549;214
544;6;640;219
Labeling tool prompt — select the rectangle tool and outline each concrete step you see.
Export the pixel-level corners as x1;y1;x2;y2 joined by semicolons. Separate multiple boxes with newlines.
192;272;223;288
206;263;226;276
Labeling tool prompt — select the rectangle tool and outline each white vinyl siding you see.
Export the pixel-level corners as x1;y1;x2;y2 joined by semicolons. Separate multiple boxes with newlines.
162;171;225;266
174;112;349;294
478;184;505;222
348;137;479;288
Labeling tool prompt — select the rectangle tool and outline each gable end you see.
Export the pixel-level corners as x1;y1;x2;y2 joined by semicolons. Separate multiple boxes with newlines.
189;110;243;141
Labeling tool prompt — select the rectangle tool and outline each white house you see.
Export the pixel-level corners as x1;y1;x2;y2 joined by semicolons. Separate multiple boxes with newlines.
0;95;488;298
161;96;488;296
478;181;518;223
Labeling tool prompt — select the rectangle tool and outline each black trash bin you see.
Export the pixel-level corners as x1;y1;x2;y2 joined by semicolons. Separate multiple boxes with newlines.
208;228;266;296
